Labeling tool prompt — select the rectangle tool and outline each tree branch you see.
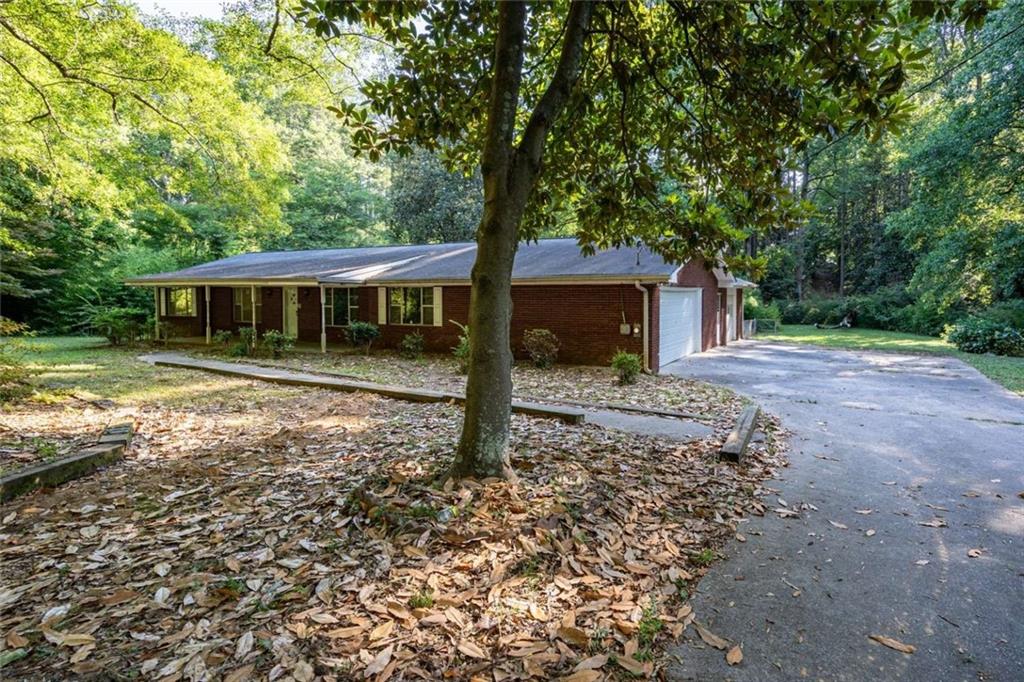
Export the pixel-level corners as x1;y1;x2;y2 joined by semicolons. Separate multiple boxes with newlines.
513;0;594;193
0;50;62;131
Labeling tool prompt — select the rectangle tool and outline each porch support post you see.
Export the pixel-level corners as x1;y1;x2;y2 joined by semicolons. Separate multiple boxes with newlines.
153;287;160;341
250;285;257;337
319;285;327;353
204;285;211;344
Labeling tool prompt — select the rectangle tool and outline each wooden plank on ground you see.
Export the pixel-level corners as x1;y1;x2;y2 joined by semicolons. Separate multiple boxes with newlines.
719;405;760;463
149;356;586;424
0;422;134;501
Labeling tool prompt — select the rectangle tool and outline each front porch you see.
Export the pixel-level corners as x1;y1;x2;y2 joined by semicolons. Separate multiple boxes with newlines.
147;283;353;353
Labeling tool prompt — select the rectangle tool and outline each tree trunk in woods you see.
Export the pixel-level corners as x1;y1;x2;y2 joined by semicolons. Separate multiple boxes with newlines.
449;1;593;480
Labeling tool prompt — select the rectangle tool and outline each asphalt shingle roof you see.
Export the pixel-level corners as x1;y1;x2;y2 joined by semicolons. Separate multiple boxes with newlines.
127;239;681;285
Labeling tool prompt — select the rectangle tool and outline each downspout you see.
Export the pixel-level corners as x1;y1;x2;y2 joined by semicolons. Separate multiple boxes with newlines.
634;281;650;373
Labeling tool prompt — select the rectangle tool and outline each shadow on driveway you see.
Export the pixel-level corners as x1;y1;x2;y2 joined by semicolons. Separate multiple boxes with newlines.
662;341;1023;681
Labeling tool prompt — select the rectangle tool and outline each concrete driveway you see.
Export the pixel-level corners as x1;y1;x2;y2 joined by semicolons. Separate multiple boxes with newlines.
662;341;1024;681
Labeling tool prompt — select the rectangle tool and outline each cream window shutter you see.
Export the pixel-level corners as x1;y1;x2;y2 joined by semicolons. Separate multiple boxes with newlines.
433;287;443;326
159;288;167;316
377;287;387;324
190;287;198;316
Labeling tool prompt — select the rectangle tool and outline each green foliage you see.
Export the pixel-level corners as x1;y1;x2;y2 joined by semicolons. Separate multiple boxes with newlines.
408;590;434;609
398;332;425;360
89;307;149;346
388;149;481;245
611;351;642;385
299;0;981;263
345;321;380;354
261;330;295;358
238;327;257;356
946;318;1024;357
228;342;250;358
522;329;559;369
212;329;233;346
0;318;37;403
743;293;781;322
978;300;1024;330
757;1;1021;340
451;322;470;374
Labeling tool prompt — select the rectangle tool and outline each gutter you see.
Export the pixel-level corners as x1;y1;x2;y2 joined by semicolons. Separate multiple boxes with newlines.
634;280;650;373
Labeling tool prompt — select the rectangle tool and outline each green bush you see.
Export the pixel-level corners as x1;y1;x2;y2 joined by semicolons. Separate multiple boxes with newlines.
743;293;781;322
228;342;249;357
90;307;149;345
399;331;425;359
0;318;36;403
212;329;233;346
611;350;642;385
978;300;1024;330
238;327;257;356
262;330;295;358
946;318;1024;357
346;321;380;354
452;321;470;374
522;328;559;368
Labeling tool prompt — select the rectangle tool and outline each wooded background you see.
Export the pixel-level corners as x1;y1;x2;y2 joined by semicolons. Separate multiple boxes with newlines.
1;0;1020;336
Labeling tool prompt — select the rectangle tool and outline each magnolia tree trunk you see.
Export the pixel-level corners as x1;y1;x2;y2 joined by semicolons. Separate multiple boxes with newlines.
450;0;592;480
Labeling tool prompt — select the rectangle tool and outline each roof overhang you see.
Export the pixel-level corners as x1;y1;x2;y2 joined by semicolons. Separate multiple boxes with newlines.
125;278;320;287
713;268;758;289
127;274;672;288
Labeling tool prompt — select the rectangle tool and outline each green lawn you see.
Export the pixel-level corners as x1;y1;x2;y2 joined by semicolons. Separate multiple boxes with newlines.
6;336;295;406
757;325;1024;395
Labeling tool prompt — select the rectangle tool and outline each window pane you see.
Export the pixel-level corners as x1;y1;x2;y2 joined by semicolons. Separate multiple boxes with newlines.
348;288;359;323
422;306;434;326
390;305;401;324
423;287;434;305
331;290;348;326
403;288;421;324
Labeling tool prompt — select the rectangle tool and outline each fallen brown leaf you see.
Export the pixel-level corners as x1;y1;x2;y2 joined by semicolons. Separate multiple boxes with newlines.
695;622;730;650
726;645;743;665
869;634;915;654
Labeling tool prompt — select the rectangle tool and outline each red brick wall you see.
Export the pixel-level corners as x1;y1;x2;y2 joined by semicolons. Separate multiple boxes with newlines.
509;284;646;365
207;286;284;335
203;283;652;365
674;259;721;351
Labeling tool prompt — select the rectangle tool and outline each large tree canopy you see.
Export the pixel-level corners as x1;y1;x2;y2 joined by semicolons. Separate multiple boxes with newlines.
300;0;992;478
753;0;1021;335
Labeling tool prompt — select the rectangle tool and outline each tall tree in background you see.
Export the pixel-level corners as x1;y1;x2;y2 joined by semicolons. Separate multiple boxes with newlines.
755;0;1020;334
388;149;481;245
0;0;289;325
301;0;990;479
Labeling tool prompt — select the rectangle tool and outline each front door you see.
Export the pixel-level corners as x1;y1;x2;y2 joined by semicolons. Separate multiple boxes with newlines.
283;286;299;337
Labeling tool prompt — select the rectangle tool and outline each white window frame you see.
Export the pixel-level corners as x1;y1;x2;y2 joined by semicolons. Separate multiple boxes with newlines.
233;287;262;324
387;287;436;326
165;287;196;317
325;288;360;327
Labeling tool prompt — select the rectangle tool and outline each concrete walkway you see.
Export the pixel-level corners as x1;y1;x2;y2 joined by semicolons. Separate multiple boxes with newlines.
142;352;711;442
662;341;1023;682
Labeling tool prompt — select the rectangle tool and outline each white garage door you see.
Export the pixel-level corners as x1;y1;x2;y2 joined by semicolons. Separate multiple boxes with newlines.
659;287;702;368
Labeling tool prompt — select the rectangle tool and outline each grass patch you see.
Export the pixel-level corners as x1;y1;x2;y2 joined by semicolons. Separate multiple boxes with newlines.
4;336;298;406
758;325;1024;394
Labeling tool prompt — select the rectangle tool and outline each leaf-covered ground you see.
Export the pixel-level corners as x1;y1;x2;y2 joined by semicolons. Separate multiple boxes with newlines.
197;346;737;422
0;339;787;680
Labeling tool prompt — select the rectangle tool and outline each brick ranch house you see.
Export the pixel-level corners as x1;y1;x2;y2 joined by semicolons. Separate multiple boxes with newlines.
127;239;754;373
